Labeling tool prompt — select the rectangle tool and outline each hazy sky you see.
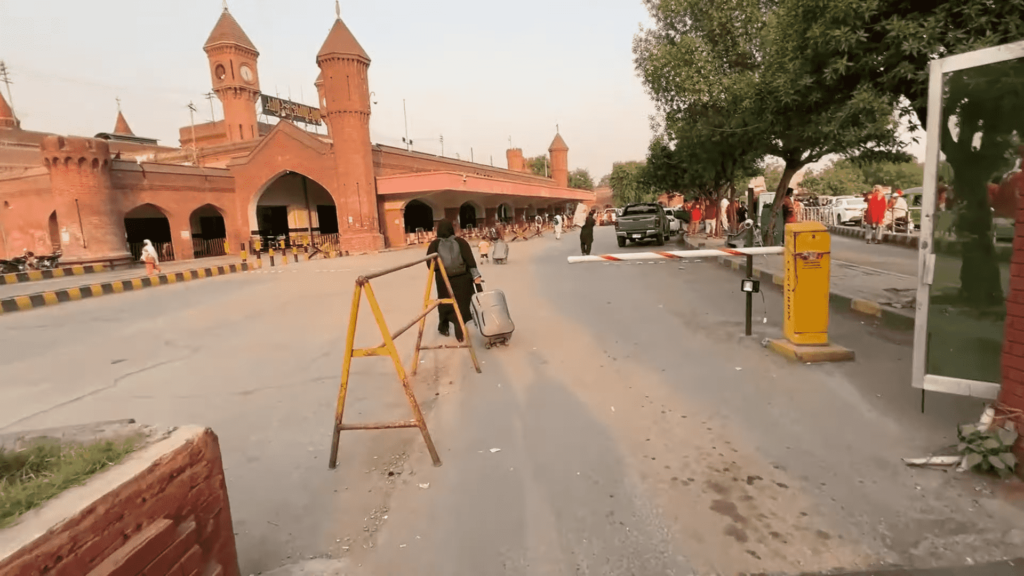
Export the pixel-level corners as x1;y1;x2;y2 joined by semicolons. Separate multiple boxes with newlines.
0;0;657;180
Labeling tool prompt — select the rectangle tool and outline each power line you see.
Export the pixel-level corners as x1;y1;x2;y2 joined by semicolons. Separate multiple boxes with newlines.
0;61;16;121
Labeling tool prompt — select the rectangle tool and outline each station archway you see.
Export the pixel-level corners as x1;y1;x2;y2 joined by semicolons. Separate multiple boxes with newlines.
252;171;337;247
404;200;434;233
459;201;482;230
124;203;174;261
189;204;228;258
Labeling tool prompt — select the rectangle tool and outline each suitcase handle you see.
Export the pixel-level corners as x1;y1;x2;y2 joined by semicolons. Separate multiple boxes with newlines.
474;280;484;293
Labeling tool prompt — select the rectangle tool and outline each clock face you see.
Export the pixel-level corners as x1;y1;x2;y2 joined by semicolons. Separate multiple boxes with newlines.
240;65;254;83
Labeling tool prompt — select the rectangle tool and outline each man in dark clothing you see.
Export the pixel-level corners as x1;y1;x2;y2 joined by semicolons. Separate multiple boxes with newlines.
426;219;481;342
580;210;597;255
736;202;748;224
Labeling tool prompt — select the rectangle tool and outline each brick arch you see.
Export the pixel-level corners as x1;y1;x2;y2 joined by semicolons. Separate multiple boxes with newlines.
247;170;336;236
124;202;175;221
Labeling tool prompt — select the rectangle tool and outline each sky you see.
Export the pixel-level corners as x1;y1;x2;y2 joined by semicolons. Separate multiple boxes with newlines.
0;0;658;181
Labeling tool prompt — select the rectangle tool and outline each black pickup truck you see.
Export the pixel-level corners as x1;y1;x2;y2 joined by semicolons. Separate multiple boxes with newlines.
615;203;672;247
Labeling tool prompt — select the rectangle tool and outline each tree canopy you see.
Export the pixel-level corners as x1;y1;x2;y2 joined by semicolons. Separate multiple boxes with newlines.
568;168;595;191
608;161;657;206
526;155;549;177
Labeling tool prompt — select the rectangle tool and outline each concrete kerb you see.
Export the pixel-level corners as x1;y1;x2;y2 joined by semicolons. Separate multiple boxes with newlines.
0;263;251;315
826;224;919;248
692;238;915;330
0;264;110;286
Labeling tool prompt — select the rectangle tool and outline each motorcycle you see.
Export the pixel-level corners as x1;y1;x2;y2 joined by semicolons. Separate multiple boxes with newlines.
35;249;62;270
0;259;21;274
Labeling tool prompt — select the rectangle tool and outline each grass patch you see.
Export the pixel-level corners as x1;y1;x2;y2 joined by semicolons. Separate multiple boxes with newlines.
0;436;140;528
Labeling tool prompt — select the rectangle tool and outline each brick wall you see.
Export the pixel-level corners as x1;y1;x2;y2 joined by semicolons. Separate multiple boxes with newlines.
1000;184;1024;467
0;426;240;576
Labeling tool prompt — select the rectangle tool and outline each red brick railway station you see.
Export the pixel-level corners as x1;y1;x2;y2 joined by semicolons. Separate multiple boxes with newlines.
0;6;593;265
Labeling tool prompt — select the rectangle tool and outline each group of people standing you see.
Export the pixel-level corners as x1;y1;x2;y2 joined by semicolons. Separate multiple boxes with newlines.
680;197;747;238
863;186;909;244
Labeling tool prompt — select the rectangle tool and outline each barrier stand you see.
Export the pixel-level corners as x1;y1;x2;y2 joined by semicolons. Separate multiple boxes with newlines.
269;246;276;267
254;240;262;269
765;222;854;363
567;224;853;363
328;253;481;469
240;242;248;264
293;246;299;263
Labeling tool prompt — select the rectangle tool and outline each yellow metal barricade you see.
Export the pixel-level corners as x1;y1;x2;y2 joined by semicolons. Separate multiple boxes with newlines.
329;253;481;469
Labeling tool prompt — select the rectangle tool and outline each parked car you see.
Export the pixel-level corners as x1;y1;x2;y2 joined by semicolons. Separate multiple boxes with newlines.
664;211;681;236
831;196;867;226
615;203;671;247
601;208;618;226
901;187;923;230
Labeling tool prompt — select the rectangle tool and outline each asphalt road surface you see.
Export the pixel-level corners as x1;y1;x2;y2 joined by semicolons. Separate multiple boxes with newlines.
2;227;1022;576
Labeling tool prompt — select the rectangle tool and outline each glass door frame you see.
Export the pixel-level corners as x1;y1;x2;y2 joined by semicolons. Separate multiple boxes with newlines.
913;40;1024;399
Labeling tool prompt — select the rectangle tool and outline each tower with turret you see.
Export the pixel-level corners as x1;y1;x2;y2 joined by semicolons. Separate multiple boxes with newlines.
40;136;130;264
316;4;383;250
205;6;260;142
549;133;569;188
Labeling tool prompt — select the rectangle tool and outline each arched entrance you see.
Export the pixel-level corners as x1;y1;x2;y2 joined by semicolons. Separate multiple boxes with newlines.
47;211;60;251
497;203;513;224
253;171;337;249
124;203;174;262
405;200;434;233
458;202;478;230
190;204;227;258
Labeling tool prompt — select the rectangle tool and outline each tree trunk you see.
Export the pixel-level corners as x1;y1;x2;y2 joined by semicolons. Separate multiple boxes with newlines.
764;164;800;245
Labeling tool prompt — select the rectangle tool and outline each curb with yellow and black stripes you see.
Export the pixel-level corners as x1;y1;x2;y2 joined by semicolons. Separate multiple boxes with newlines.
0;264;109;286
0;263;249;315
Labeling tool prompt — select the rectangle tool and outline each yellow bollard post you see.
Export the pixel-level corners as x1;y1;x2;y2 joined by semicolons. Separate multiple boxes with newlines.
269;246;275;267
766;222;854;363
240;242;247;263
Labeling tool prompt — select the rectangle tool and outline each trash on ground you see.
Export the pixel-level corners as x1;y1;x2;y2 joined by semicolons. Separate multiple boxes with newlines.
490;448;501;453
735;367;742;371
611;406;616;412
418;483;430;489
902;456;963;468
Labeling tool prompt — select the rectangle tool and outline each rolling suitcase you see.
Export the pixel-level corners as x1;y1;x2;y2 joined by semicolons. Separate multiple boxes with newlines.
492;240;509;264
471;283;514;348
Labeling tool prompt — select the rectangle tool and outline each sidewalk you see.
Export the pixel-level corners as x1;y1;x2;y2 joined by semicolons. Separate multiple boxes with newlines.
0;255;242;301
683;234;916;330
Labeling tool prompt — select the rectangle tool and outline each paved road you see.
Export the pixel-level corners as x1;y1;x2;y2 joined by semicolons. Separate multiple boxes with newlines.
2;227;1022;576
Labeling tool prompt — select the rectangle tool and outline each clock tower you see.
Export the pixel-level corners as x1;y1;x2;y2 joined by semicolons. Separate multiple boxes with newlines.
204;6;260;142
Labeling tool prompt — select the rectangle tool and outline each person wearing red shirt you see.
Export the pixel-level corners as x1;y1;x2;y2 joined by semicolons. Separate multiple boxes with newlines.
865;186;888;244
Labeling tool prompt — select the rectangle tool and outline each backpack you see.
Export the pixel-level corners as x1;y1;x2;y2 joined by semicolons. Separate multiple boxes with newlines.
437;237;466;276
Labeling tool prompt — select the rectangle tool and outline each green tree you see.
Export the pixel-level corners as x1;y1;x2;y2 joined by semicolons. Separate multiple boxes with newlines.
763;163;785;195
609;161;657;206
856;160;924;191
634;0;767;203
597;173;611;188
526;155;549;177
801;159;868;197
568;168;595;190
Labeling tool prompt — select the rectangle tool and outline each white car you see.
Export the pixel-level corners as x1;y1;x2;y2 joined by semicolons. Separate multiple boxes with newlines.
664;212;681;235
831;196;867;226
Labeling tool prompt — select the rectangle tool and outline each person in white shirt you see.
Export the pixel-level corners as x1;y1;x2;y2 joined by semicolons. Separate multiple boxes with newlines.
553;214;563;240
719;197;730;236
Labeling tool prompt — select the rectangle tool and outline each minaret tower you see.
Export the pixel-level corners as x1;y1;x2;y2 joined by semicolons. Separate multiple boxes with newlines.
204;4;261;142
316;1;383;250
549;131;569;188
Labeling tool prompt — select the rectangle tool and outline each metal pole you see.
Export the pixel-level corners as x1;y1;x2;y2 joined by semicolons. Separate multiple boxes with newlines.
75;198;87;248
302;175;313;241
745;186;754;337
403;99;411;151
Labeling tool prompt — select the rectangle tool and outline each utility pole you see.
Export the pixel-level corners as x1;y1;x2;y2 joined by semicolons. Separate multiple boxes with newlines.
745;186;755;336
470;147;474;163
439;135;444;157
402;99;411;151
187;102;199;166
0;61;16;125
204;92;217;121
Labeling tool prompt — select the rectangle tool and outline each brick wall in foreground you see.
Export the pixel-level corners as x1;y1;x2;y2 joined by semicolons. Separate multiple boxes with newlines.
1000;178;1024;468
0;427;240;576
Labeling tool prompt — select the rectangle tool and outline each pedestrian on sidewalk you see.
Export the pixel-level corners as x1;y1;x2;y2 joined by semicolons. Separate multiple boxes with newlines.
782;188;798;225
736;201;748;225
554;213;563;240
478;236;491;264
427;219;481;343
580;210;596;256
719;196;730;237
865;185;887;244
141;239;161;275
705;198;718;238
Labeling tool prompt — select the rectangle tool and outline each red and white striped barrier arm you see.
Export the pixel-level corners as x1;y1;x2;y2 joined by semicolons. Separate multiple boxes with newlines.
567;246;784;263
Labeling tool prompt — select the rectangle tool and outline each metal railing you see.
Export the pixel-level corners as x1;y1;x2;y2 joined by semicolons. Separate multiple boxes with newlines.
192;237;228;258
